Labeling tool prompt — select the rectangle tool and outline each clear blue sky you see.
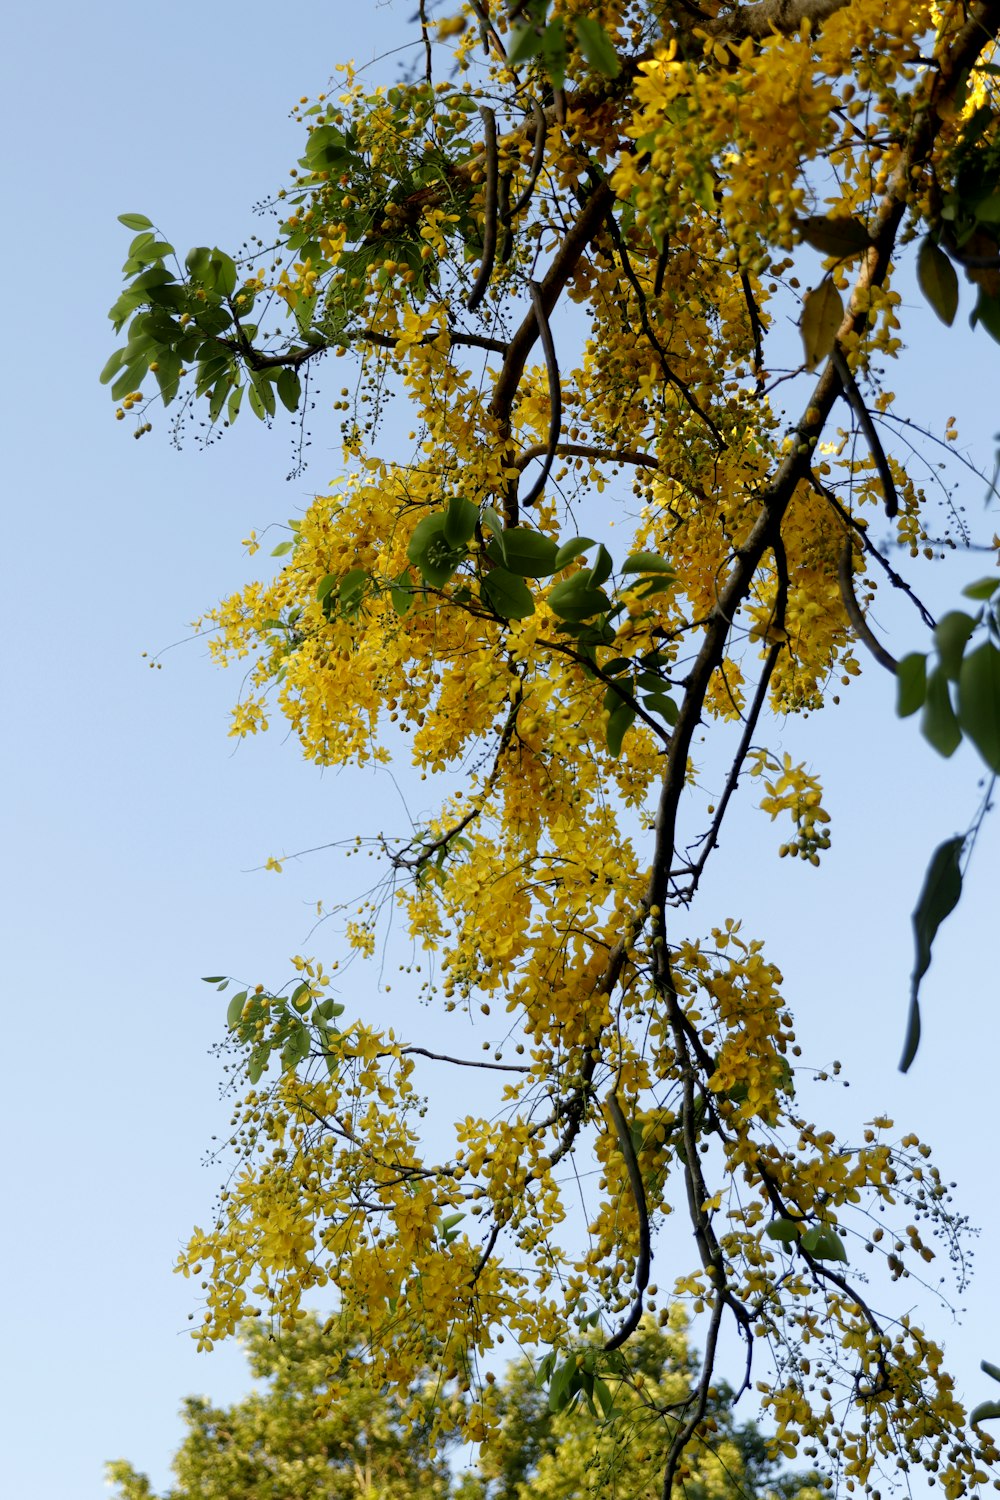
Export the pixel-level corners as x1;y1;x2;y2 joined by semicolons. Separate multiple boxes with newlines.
2;5;998;1497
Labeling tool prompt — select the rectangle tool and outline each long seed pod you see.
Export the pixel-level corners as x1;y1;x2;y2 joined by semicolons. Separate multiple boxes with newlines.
831;345;899;519
507;97;547;219
519;279;562;509
467;105;499;313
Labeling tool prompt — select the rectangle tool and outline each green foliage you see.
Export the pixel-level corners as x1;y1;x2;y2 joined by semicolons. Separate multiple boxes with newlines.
107;1314;821;1500
106;1315;453;1500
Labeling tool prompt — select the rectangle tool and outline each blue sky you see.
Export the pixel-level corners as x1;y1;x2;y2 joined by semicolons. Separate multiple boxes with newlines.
2;5;998;1497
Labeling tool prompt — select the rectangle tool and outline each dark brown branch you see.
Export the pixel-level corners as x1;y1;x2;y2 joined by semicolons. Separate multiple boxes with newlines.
468;106;499;313
360;328;509;355
603;1090;652;1351
830;346;899;518
514;441;658;471
706;0;852;41
837;536;899;673
519;280;563;508
490;182;614;421
418;0;432;82
739;269;766;392
398;1046;529;1074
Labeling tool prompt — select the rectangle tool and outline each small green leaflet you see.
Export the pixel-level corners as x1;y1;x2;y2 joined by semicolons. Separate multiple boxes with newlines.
574;17;620;77
118;212;154;230
958;640;1000;772
917;237;959;326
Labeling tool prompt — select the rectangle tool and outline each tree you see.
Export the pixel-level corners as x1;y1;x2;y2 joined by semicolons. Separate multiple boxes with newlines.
106;1313;453;1500
107;1312;821;1500
104;2;1000;1496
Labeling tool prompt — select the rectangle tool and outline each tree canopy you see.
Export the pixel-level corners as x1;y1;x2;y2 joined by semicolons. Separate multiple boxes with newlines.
105;2;1000;1497
107;1312;821;1500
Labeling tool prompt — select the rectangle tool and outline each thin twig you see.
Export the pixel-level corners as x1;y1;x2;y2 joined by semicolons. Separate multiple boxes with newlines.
514;441;658;471
398;1046;529;1074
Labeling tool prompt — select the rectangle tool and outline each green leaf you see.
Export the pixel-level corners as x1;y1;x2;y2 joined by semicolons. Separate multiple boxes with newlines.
118;212;154;230
202;975;227;983
798;214;872;259
765;1217;801;1244
896;652;927;717
539;18;567;92
642;691;678;724
99;348;126;385
605;699;635;757
507;20;547;68
800;1226;848;1262
185;245;213;281
407;513;467;588
553;536;595;569
480;505;507;555
800;279;844;370
391;567;415;616
482;567;535;619
587;544;613;588
962;577;1000;601
194;305;233;336
208;250;238;297
917;237;959;326
271;539;294;557
971;1402;1000;1426
226;991;249;1029
276;368;302;412
339;567;369;617
548;1354;580;1414
621;552;675;576
972;291;1000;344
444;494;479;548
547;573;610;622
154;350;182;407
981;1360;1000;1385
934;610;976;681
248;380;267;420
901;835;964;1073
208;377;229;424
488;526;559;577
958;640;1000;771
921;666;961;757
110;362;149;402
573;16;620;76
227;383;244;424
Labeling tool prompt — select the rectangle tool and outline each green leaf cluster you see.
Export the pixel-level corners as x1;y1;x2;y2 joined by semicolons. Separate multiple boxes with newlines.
896;578;1000;772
